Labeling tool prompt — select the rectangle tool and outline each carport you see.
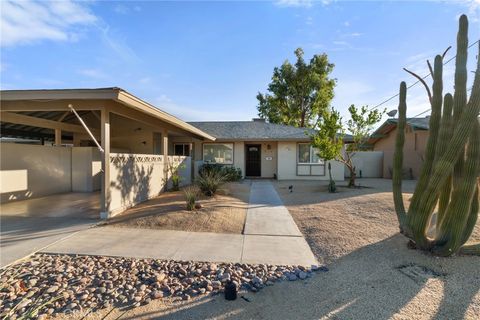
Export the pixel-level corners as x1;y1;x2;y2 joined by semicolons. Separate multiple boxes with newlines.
0;88;214;266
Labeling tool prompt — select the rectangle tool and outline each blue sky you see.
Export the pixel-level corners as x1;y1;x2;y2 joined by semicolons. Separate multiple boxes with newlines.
1;0;479;123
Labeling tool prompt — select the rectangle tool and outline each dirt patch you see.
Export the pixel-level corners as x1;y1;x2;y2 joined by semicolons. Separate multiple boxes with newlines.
273;178;480;264
101;181;250;234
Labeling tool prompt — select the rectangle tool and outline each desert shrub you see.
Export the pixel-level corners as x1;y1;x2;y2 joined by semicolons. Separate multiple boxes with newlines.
166;162;186;191
198;164;242;182
221;166;242;181
196;169;225;196
183;185;199;211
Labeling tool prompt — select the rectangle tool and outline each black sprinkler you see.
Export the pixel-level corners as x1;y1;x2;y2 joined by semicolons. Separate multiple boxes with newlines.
224;280;237;301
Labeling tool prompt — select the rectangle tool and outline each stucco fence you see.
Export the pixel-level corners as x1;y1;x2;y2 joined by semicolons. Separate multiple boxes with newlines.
109;153;191;215
0;143;191;216
345;151;384;178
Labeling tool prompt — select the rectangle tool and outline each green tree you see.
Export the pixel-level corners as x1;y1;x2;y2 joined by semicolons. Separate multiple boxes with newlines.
312;105;384;188
257;48;336;128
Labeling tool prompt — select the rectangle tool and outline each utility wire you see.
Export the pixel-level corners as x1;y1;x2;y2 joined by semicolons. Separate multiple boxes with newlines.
405;85;474;119
368;39;479;112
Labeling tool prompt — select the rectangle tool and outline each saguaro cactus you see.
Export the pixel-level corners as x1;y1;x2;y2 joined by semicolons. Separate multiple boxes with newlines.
393;14;480;256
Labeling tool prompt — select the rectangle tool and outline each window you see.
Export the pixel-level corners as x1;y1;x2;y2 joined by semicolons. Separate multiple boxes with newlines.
297;143;325;176
174;143;190;156
203;143;234;164
297;143;324;164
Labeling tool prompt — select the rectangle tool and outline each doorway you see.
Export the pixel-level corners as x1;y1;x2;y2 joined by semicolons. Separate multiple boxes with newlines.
245;144;261;177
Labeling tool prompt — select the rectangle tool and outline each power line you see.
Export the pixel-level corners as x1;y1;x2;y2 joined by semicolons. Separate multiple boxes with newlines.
405;85;474;119
369;39;479;112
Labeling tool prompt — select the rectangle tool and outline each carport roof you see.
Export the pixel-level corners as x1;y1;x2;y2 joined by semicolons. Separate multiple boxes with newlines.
0;87;215;141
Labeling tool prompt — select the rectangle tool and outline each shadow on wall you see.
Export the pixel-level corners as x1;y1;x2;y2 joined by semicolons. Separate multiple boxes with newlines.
108;154;191;214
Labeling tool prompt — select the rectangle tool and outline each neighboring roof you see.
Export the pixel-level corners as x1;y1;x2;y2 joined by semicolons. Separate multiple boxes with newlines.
367;117;430;145
189;120;315;141
0;88;215;141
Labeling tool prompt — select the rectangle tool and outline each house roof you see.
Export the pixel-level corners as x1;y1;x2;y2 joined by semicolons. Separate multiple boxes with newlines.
0;87;215;141
367;117;430;145
189;120;316;141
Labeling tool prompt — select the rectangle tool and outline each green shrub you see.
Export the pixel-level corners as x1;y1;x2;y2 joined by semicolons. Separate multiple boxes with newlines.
183;185;199;211
166;162;186;191
198;164;242;182
221;166;242;181
196;169;225;196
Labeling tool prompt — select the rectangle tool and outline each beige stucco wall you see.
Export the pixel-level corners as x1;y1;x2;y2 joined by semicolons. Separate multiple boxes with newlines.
108;154;191;215
347;151;384;178
72;147;102;192
373;126;428;178
277;141;344;181
0;143;72;202
233;142;245;177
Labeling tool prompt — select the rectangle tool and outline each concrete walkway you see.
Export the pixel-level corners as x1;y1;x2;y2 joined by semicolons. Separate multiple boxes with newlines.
244;180;302;236
42;181;317;266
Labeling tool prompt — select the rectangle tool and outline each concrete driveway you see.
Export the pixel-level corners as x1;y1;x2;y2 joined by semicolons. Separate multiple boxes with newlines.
0;192;99;268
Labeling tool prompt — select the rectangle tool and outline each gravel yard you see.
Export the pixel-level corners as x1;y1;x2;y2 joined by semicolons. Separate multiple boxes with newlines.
0;254;320;319
2;178;479;319
101;181;250;234
273;178;480;264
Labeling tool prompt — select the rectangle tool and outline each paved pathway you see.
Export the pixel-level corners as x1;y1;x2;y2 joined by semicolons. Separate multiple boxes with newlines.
42;181;317;266
244;180;302;236
1;193;99;268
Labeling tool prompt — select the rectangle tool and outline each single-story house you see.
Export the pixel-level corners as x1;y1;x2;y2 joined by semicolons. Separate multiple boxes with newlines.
1;87;344;219
170;119;345;181
367;117;430;179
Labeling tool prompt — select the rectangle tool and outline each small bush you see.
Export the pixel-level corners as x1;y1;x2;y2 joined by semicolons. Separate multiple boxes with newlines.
184;185;199;211
198;164;242;182
221;166;242;181
196;169;225;196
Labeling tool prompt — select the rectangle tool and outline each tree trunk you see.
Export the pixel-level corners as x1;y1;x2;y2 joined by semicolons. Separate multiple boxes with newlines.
348;166;356;187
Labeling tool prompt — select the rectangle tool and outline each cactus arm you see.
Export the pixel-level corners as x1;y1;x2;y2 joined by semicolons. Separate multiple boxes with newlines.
436;93;454;227
392;82;408;233
409;40;480;251
452;15;469;189
460;186;479;246
434;120;480;255
407;55;444;247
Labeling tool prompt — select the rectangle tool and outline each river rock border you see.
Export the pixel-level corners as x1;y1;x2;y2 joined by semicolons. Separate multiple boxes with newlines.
0;254;327;319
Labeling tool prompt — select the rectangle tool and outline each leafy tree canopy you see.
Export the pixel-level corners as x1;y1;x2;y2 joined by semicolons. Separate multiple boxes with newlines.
257;48;336;128
312;104;384;187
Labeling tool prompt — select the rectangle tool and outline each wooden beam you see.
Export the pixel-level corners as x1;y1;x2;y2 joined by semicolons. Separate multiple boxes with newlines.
0;100;107;112
1;112;100;135
91;110;101;121
57;111;69;122
55;129;62;146
107;101;210;140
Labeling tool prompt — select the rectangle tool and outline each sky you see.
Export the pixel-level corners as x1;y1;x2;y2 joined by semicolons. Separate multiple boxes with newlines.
1;0;479;125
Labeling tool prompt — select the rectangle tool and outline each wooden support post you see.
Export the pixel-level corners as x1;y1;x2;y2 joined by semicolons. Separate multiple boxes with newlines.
163;129;169;191
100;108;111;219
55;129;62;146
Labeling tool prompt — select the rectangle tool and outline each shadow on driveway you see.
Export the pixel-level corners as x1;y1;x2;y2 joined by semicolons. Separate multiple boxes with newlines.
1;192;99;268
